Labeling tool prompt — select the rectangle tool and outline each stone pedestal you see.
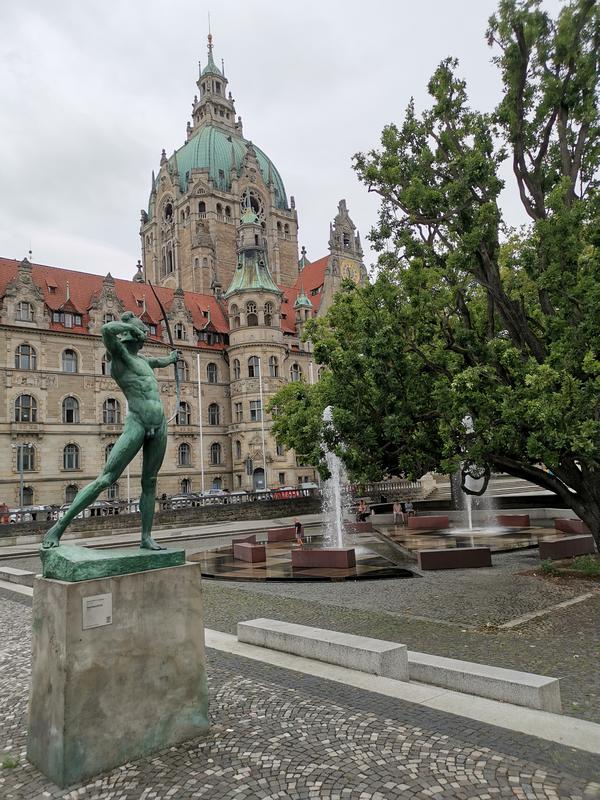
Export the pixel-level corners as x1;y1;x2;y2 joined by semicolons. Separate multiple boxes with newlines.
27;562;209;787
292;547;356;569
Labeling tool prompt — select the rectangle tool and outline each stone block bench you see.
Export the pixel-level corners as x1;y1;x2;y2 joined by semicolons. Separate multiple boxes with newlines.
237;618;560;711
291;547;356;569
0;566;35;587
554;518;590;535
496;514;530;527
418;547;492;570
267;527;296;542
539;534;596;561
238;618;409;680
233;542;266;563
408;651;561;712
408;515;449;530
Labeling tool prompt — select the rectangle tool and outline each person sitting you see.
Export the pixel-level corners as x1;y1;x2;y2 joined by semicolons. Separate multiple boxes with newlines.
405;499;415;516
393;501;404;526
356;499;369;522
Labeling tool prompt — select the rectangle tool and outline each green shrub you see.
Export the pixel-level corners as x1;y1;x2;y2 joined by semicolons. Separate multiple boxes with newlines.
1;754;19;769
571;555;600;576
540;559;558;575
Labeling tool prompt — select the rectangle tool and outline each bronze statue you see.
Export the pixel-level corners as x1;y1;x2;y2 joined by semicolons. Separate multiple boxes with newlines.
42;312;179;550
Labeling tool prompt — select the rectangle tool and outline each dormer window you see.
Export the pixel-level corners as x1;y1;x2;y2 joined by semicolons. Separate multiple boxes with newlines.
174;323;186;341
343;233;351;248
16;301;33;322
215;81;221;94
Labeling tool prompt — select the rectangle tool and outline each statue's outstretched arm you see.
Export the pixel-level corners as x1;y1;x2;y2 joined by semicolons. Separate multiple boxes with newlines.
144;350;180;370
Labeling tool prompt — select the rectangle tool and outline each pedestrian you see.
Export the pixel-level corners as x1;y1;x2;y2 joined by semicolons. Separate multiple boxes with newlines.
356;499;369;522
393;500;404;526
405;499;415;517
294;518;303;546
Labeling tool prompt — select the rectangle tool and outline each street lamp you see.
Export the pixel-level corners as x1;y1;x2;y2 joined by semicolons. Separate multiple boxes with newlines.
11;442;33;510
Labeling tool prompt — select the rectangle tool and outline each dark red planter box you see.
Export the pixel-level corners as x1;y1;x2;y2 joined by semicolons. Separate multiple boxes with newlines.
418;547;492;570
496;514;530;527
344;522;374;534
232;534;257;545
408;515;449;530
267;527;296;542
233;542;266;563
554;518;590;535
291;547;356;569
539;535;595;561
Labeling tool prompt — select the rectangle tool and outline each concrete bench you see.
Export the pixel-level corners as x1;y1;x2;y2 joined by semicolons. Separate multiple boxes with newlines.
233;542;266;563
238;618;409;680
0;566;35;587
291;547;356;569
408;651;561;712
408;515;449;530
418;547;492;570
555;518;590;535
496;514;530;527
267;527;297;542
539;534;596;561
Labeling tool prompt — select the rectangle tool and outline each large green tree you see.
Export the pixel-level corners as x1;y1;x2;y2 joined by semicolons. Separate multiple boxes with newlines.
271;0;600;547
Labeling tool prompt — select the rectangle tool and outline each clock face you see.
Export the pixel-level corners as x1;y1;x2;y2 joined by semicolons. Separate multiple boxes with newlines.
341;260;360;283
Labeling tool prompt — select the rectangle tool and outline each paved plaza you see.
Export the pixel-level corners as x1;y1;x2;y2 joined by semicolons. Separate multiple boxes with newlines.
1;533;599;799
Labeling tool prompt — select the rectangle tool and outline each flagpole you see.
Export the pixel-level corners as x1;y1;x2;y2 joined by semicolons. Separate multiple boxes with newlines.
125;399;131;506
196;353;205;493
258;357;268;489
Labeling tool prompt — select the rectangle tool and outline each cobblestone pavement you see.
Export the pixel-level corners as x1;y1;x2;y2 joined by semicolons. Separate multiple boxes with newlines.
1;598;599;800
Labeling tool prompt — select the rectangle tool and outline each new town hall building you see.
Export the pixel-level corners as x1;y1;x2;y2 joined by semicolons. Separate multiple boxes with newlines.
0;35;366;508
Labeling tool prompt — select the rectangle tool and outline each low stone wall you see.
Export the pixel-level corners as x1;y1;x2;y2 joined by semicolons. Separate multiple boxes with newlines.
0;496;322;546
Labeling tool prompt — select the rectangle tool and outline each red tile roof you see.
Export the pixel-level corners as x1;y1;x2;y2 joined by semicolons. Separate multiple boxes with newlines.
279;255;329;334
0;253;331;339
0;257;229;347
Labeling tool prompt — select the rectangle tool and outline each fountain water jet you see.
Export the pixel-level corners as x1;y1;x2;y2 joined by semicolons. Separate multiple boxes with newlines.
322;406;349;547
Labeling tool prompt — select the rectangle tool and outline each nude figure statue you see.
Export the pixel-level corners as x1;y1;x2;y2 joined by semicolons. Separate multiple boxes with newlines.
42;312;180;551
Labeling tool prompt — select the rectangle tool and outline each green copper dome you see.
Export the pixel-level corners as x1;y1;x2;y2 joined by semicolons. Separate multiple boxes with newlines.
153;126;288;212
225;249;281;298
294;288;313;309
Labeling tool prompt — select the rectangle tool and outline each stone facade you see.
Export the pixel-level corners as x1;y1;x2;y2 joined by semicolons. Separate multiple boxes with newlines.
0;34;366;509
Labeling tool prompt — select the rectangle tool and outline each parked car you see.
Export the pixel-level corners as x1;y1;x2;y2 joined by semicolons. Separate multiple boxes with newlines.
10;504;56;523
272;486;301;499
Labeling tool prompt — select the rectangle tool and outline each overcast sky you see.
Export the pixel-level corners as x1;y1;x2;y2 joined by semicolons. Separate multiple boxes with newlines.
0;0;561;283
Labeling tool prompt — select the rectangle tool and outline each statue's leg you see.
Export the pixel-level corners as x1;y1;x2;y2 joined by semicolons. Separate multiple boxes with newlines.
140;419;167;550
42;417;146;549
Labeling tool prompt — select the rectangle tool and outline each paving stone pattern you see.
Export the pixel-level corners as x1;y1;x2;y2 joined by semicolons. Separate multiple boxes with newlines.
1;598;599;799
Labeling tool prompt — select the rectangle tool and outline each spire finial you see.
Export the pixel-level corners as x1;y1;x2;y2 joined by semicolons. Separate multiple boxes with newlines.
207;12;213;52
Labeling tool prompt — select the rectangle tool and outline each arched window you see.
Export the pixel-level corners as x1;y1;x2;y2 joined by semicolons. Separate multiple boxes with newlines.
15;394;37;422
15;344;36;370
65;484;78;503
103;313;115;324
16;301;33;322
284;223;290;237
16;443;35;471
246;301;258;327
216;202;223;216
178;443;192;466
22;486;34;505
62;349;78;373
233;315;240;329
181;478;192;494
176;359;189;382
248;356;260;378
235;440;242;459
225;205;231;218
206;362;218;383
176;401;191;425
276;442;285;457
264;302;273;326
212;477;222;490
210;442;221;465
105;443;115;463
62;396;80;424
277;221;282;234
208;403;220;425
233;359;240;380
101;354;111;375
230;303;239;316
174;323;186;341
198;201;206;214
290;363;302;382
107;482;119;501
63;443;80;470
268;356;279;377
103;398;121;424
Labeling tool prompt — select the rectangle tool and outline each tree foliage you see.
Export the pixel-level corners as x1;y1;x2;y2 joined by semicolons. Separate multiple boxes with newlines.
270;0;600;545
